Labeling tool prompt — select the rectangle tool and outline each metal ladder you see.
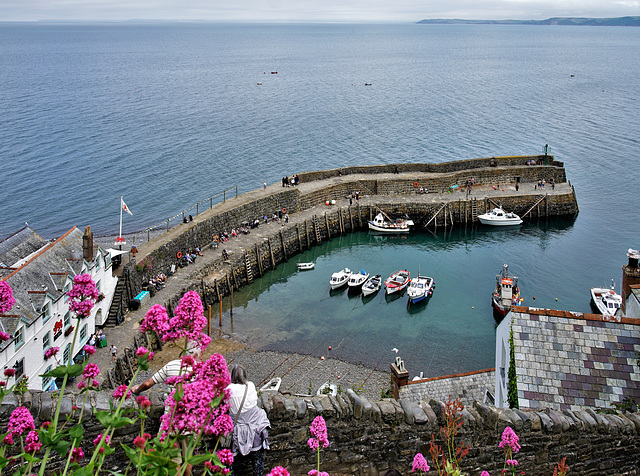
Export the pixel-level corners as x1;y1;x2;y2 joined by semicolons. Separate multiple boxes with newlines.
244;250;253;283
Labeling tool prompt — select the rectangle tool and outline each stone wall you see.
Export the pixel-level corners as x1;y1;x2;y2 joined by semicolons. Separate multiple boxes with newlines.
400;369;496;407
3;389;639;476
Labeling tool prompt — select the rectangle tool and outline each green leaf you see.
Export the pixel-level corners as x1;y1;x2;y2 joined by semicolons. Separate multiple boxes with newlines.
110;416;136;429
69;425;84;440
121;443;139;462
67;363;85;378
72;464;95;476
187;453;214;466
42;365;70;378
95;410;113;427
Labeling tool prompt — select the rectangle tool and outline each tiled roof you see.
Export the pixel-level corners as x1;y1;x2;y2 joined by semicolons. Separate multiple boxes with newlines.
0;227;82;346
0;225;47;268
510;307;640;411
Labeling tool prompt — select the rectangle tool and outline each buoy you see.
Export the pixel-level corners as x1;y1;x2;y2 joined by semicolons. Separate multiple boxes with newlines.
337;375;341;379
331;199;336;205
533;296;536;300
472;306;474;309
413;182;419;188
328;346;332;350
321;356;325;360
282;207;287;214
501;189;505;191
555;298;558;301
325;200;330;206
176;251;182;259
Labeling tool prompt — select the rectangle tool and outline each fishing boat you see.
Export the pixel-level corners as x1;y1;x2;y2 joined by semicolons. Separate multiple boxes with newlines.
362;274;382;296
478;207;523;226
259;377;282;393
406;275;435;304
385;270;411;294
590;281;622;317
492;264;521;318
348;270;370;290
368;213;414;234
297;262;314;270
329;268;351;289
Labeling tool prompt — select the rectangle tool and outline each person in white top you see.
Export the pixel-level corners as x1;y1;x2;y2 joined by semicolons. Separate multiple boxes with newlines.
227;365;270;476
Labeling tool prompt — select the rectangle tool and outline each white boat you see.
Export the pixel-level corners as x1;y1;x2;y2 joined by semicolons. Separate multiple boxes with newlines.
368;213;414;234
317;381;337;396
297;262;315;270
385;270;411;294
478;207;523;226
492;264;521;318
348;270;370;290
362;274;382;296
330;268;351;289
259;377;282;393
590;282;622;317
406;275;435;304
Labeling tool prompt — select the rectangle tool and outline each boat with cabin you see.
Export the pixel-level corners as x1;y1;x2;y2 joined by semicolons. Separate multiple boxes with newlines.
330;268;351;289
478;207;523;226
348;270;370;290
492;264;521;318
385;270;411;294
406;275;435;304
368;213;414;234
297;262;314;270
590;281;622;317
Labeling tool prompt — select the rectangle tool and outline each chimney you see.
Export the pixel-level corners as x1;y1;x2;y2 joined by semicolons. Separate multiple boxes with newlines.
83;226;94;262
622;249;640;314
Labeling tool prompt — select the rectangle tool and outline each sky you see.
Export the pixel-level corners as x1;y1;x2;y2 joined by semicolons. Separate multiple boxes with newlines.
1;0;639;22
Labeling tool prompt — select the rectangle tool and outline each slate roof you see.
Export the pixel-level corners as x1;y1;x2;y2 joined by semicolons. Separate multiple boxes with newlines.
0;225;47;269
0;227;84;345
510;306;640;411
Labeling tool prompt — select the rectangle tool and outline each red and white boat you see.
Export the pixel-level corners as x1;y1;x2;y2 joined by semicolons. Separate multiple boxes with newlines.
385;270;411;294
492;264;521;318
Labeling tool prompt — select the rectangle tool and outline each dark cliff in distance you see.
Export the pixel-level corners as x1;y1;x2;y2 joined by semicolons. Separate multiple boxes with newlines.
417;16;640;26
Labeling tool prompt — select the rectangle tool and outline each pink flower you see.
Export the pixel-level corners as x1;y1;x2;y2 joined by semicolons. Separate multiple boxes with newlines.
308;471;329;476
42;421;52;429
0;331;11;342
0;281;16;314
3;433;14;445
83;363;100;380
133;436;147;449
161;291;207;344
308;415;329;450
412;453;430;472
69;446;84;462
4;368;15;377
267;467;290;476
499;427;521;454
25;430;41;453
217;448;234;466
77;380;86;390
7;406;35;437
140;304;170;335
44;346;60;359
481;472;490;476
92;379;100;388
506;459;519;467
93;433;110;447
137;395;151;409
113;384;132;400
67;274;99;319
83;345;96;355
135;346;150;357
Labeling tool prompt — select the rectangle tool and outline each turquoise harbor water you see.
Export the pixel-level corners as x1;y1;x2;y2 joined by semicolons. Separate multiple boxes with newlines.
1;23;639;375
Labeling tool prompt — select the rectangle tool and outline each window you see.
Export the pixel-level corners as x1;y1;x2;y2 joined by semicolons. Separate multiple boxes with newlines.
42;302;51;323
63;311;71;329
95;280;101;293
63;281;71;302
80;324;87;343
63;343;71;365
14;327;24;350
42;331;51;353
42;364;53;391
14;358;24;378
105;253;112;269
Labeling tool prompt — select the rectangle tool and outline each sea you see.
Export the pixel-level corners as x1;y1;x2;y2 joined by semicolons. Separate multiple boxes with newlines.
1;22;639;379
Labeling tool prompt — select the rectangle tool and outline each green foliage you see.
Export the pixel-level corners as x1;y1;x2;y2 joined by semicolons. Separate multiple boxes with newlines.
507;323;519;409
352;379;365;395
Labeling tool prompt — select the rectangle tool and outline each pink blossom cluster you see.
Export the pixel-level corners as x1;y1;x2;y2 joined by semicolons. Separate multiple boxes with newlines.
137;395;151;409
0;281;16;314
0;331;10;342
217;449;234;466
113;384;132;400
4;368;16;378
307;471;330;476
140;304;171;335
44;346;59;359
267;467;290;476
133;434;150;449
70;446;84;462
83;344;96;355
499;426;521;454
307;415;329;450
67;274;99;318
159;353;231;438
7;406;35;437
25;430;41;453
77;363;100;390
93;433;111;454
205;461;230;475
162;291;208;345
412;453;430;473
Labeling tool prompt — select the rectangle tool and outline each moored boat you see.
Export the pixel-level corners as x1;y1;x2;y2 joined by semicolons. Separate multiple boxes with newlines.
385;270;411;294
348;270;370;290
297;262;315;270
590;282;622;317
406;275;435;304
492;264;521;318
368;213;414;234
362;274;382;296
330;268;351;289
478;207;523;226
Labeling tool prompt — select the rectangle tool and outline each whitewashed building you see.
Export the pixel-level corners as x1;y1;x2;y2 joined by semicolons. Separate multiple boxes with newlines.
0;225;118;391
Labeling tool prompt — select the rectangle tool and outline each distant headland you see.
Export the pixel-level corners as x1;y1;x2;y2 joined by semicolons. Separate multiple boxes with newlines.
417;16;640;26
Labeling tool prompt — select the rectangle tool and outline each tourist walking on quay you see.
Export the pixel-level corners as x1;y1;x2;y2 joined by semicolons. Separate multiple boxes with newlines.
110;344;117;362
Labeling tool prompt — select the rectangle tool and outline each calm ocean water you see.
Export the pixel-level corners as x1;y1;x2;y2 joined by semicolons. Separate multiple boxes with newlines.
1;23;639;376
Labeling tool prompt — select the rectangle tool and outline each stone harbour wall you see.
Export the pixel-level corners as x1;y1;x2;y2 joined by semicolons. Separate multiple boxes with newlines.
2;389;639;476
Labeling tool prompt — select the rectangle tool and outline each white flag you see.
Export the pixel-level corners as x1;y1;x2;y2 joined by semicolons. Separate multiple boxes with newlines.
122;197;133;215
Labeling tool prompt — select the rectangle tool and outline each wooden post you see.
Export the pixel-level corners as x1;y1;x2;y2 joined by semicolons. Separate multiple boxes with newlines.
325;213;331;239
296;225;302;251
305;220;310;249
349;206;354;230
268;238;276;269
219;300;222;327
230;284;234;318
357;203;362;228
214;279;220;303
280;230;287;260
255;243;263;276
208;305;211;335
339;208;344;235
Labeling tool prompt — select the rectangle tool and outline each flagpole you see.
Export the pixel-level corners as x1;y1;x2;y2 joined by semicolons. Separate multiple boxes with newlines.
119;195;123;241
